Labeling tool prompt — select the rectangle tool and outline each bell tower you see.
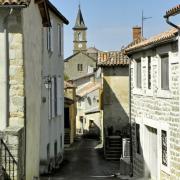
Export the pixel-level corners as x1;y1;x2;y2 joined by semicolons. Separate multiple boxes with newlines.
73;5;87;54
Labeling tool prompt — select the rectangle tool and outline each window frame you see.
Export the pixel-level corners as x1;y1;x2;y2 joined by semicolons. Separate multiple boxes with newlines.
160;126;170;174
132;58;143;95
47;19;54;52
77;64;83;72
157;53;172;99
58;24;63;57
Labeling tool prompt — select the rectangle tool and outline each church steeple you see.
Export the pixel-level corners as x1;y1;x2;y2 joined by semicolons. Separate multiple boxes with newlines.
73;5;87;54
73;5;87;30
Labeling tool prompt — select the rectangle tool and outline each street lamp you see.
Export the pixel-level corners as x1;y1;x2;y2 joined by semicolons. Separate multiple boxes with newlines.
43;75;52;89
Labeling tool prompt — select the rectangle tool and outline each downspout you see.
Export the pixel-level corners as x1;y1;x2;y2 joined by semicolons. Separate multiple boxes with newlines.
129;58;133;177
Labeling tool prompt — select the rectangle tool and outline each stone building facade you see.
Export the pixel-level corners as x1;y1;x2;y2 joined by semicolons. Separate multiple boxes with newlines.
98;51;129;135
126;27;180;179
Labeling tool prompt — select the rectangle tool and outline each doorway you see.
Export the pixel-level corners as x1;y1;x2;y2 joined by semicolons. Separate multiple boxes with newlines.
144;125;158;180
64;107;70;129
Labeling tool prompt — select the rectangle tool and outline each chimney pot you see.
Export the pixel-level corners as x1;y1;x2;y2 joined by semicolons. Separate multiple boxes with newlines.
133;26;142;41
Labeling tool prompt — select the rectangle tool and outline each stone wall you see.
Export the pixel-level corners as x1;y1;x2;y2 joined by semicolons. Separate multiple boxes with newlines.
103;66;129;135
130;43;180;179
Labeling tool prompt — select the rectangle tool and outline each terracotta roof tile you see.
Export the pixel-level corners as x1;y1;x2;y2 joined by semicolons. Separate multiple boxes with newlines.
0;0;30;6
126;27;178;54
165;4;180;18
77;82;101;97
98;51;129;66
64;81;75;88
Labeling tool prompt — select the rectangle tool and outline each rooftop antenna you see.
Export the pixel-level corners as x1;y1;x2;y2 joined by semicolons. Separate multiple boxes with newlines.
142;10;152;37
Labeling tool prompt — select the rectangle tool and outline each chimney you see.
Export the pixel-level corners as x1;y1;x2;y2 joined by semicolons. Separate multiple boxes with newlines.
133;26;142;41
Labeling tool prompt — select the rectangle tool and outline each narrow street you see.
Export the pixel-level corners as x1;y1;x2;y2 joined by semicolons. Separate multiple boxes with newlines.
42;138;121;180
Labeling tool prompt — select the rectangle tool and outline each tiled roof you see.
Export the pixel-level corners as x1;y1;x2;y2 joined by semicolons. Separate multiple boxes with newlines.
0;0;30;6
87;47;99;54
70;72;95;81
164;4;180;18
64;81;75;88
77;82;101;97
126;27;178;54
98;51;129;67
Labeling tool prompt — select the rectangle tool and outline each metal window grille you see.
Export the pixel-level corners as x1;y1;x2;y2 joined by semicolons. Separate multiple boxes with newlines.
162;130;168;166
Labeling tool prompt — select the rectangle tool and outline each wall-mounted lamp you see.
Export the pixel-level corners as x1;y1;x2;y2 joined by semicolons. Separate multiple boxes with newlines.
43;75;52;89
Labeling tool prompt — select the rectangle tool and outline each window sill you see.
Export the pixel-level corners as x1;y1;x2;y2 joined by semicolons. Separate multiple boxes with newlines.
145;89;153;97
132;88;143;96
157;89;172;99
161;165;171;175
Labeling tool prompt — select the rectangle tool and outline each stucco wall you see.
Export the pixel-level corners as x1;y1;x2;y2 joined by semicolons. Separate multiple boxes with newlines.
103;66;129;135
23;3;42;179
64;52;96;80
39;10;64;174
130;43;180;179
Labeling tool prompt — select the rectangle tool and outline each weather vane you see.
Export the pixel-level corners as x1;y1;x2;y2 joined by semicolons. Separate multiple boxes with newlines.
142;10;152;37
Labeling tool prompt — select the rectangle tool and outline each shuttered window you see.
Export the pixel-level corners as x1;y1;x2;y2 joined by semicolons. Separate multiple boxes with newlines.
51;77;55;118
57;76;62;115
47;19;53;52
58;24;63;56
161;54;169;90
54;77;57;116
148;56;151;89
136;59;141;88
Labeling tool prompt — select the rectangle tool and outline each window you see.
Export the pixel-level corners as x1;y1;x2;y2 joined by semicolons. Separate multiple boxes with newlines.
60;135;62;149
161;54;169;90
77;64;83;71
58;24;63;56
57;76;62;116
136;124;141;154
48;84;52;120
78;32;82;41
54;77;57;116
47;143;50;162
54;141;57;161
47;20;53;52
136;59;141;88
147;56;151;89
161;130;167;167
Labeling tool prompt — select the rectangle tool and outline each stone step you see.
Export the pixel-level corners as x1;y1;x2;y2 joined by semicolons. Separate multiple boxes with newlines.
106;157;120;161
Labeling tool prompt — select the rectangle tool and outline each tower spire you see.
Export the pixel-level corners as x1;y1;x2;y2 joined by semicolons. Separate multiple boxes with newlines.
73;5;88;54
73;4;87;30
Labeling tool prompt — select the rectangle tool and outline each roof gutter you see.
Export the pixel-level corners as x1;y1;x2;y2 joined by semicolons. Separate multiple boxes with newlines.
0;5;26;8
165;17;180;31
126;37;177;55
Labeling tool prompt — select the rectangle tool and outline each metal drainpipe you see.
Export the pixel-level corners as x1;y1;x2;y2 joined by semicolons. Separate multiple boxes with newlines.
129;57;133;177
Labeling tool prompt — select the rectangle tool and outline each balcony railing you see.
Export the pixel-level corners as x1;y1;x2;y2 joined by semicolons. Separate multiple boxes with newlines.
0;139;18;180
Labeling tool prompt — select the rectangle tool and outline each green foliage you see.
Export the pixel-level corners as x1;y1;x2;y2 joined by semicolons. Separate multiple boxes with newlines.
64;73;69;81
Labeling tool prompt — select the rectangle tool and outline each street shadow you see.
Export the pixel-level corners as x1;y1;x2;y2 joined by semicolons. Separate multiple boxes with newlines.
103;66;130;137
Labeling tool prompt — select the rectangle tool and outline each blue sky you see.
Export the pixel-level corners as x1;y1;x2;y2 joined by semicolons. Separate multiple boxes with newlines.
50;0;180;58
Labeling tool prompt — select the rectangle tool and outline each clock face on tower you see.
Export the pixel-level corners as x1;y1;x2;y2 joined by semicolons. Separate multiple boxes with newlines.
78;43;82;48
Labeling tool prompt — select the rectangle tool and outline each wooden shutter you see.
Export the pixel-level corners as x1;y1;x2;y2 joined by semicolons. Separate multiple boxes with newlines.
57;76;62;115
50;19;54;52
54;77;57;116
58;24;62;56
51;77;55;118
